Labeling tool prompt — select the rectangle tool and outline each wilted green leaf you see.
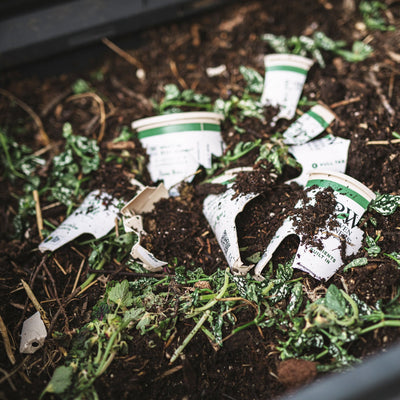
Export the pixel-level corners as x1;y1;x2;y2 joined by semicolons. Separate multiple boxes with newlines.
41;365;74;396
370;193;400;216
343;257;368;272
108;280;134;308
239;65;264;94
323;285;347;319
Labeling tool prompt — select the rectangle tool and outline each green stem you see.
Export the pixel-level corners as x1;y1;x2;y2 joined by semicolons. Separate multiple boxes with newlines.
315;348;329;360
0;132;26;180
187;269;230;317
170;310;211;363
360;320;400;335
96;351;117;377
160;101;212;112
79;251;110;291
334;290;359;327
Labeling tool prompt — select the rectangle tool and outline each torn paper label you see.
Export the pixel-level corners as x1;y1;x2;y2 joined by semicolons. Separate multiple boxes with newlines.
131;243;167;272
255;171;376;281
20;311;47;354
121;184;168;216
261;54;314;121
288;135;350;186
282;104;335;145
122;183;169;272
132;112;225;193
39;190;120;252
203;169;258;275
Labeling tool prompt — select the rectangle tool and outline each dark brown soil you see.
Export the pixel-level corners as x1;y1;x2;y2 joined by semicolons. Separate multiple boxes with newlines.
1;1;400;399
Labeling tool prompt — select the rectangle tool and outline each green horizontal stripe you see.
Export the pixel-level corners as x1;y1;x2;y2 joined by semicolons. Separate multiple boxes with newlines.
137;122;220;139
306;179;370;209
266;65;308;75
308;110;329;128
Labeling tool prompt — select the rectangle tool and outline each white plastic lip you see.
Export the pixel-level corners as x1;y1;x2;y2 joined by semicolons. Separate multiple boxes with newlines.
132;111;225;131
306;170;376;203
309;104;335;123
264;53;314;70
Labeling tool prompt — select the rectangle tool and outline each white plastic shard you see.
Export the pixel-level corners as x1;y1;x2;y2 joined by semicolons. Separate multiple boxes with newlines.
282;104;336;145
132;112;225;194
255;171;376;281
121;184;169;272
287;135;350;186
202;168;258;275
39;190;120;252
261;54;314;121
20;311;47;354
206;64;227;77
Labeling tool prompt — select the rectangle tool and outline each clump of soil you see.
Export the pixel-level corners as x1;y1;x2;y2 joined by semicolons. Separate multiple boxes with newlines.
277;359;318;388
232;160;278;197
291;186;338;250
141;184;226;274
236;182;303;261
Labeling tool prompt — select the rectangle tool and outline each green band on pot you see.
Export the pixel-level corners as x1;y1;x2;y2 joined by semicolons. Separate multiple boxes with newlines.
306;179;370;209
307;110;330;128
137;122;220;139
265;65;308;75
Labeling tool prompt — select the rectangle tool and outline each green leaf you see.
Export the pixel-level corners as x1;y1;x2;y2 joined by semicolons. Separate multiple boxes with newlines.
343;257;368;272
41;365;74;396
163;84;181;101
114;126;134;143
324;285;347;318
384;252;400;267
239;66;264;94
287;282;303;316
335;41;373;62
108;280;134;308
72;79;92;94
370;193;400;216
124;307;145;323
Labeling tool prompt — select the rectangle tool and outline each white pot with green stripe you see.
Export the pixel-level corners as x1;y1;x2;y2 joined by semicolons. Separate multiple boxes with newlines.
255;171;376;281
282;104;336;145
132;112;225;193
261;54;314;121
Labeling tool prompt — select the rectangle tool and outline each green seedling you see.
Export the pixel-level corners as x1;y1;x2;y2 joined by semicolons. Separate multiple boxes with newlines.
256;133;299;175
370;193;400;216
359;1;395;31
72;79;93;94
155;84;213;114
262;31;373;67
49;122;100;213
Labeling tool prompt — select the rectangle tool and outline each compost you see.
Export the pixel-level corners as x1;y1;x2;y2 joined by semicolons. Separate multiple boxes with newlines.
1;1;400;399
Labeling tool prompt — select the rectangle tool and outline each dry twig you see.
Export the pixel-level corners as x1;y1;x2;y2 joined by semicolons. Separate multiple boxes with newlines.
366;139;400;145
101;37;143;69
0;313;16;365
21;280;51;330
0;88;50;145
67;93;106;142
33;190;44;240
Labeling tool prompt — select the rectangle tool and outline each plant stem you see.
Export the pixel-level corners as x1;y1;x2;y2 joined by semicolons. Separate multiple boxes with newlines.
360;320;400;335
187;269;230;317
170;310;210;363
0;132;26;180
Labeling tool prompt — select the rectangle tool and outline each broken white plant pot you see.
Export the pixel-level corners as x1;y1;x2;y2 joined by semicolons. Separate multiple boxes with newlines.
261;53;314;121
39;190;120;252
121;183;169;272
20;311;47;354
203;168;259;275
287;134;351;186
132;111;225;195
282;104;336;145
255;170;376;281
